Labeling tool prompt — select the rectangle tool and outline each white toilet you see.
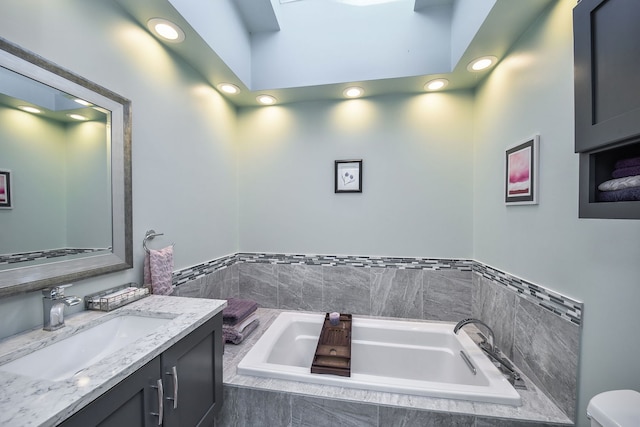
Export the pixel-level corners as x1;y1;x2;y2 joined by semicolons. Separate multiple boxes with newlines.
587;389;640;427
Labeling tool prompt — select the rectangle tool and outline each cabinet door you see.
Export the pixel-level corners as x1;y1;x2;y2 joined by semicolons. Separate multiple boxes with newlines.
59;356;162;427
574;0;640;152
162;313;223;427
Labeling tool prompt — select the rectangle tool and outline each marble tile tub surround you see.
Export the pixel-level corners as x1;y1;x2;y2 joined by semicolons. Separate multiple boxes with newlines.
217;308;572;427
172;252;583;422
175;259;475;321
172;252;582;326
473;274;581;423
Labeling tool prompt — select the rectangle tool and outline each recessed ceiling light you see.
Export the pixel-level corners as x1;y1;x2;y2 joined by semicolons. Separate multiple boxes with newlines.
343;86;364;98
218;83;240;95
147;18;186;43
257;95;277;105
67;113;88;121
424;78;449;91
18;106;41;114
467;56;498;72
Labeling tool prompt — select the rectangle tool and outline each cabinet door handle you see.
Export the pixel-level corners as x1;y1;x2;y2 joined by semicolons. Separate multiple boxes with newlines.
151;379;164;425
166;365;179;409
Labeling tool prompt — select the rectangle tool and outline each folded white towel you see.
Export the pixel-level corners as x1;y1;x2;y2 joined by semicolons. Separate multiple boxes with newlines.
224;313;258;333
598;175;640;191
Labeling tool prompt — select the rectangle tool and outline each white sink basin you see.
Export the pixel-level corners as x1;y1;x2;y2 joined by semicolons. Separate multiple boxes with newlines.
0;315;171;381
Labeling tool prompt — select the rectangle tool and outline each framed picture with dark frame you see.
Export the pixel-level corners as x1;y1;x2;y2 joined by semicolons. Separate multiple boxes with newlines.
505;135;539;205
0;169;12;209
335;160;362;193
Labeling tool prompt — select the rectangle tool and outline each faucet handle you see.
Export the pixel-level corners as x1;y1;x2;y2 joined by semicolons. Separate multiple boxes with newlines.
42;284;73;299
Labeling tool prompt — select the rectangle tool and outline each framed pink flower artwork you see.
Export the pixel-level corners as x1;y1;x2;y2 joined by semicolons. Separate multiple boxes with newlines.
0;169;12;209
505;136;539;205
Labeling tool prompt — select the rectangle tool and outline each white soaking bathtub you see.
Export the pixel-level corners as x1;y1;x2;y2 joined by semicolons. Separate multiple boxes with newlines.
237;311;522;406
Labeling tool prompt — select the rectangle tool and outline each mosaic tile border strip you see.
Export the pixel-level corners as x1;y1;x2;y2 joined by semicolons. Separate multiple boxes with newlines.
474;263;582;326
172;253;238;286
171;252;582;325
0;247;110;266
236;252;475;270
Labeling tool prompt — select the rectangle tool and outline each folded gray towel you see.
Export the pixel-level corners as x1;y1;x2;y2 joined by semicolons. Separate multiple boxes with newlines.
223;298;258;325
223;317;260;344
597;186;640;202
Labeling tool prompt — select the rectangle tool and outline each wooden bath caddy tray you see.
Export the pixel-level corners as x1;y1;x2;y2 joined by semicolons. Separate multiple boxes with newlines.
311;313;352;377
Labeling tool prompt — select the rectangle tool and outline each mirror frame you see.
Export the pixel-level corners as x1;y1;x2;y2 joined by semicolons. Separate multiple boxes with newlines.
0;37;132;298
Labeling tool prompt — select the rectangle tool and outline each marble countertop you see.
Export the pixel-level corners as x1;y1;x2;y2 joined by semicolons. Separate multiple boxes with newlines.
0;295;226;427
223;308;573;425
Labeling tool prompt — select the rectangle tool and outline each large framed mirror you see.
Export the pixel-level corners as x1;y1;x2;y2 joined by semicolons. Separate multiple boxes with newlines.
0;37;132;298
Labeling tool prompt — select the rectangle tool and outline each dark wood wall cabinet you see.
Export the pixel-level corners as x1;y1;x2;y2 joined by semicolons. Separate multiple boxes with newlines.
60;312;223;427
574;0;640;219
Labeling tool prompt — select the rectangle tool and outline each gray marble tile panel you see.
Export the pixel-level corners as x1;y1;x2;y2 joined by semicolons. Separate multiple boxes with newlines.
423;270;473;321
370;268;422;318
378;407;475;426
513;297;580;422
322;266;371;315
277;264;324;311
291;395;378;427
202;264;238;299
173;276;203;298
472;274;517;358
217;386;292;427
239;263;278;308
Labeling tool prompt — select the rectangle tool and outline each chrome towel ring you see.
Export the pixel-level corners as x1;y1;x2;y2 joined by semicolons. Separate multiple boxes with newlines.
143;229;175;253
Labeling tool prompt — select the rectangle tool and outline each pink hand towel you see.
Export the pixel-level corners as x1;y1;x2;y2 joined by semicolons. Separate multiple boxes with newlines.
147;246;174;295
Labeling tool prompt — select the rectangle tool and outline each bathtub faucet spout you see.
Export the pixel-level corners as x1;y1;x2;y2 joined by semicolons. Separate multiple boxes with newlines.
453;318;495;352
454;318;527;389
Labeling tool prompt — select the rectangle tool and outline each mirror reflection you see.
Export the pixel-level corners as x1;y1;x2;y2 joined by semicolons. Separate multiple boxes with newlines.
0;36;131;298
0;66;112;271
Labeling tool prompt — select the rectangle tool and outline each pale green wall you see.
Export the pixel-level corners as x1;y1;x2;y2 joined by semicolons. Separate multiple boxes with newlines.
65;120;111;249
0;0;239;337
0;110;112;253
0;107;67;253
472;0;640;425
237;93;474;258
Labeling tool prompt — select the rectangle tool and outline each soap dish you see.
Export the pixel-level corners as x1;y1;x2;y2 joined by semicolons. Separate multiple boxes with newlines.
85;283;150;312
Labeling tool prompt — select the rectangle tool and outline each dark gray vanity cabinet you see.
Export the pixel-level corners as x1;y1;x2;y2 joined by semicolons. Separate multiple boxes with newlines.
60;312;223;427
59;355;162;427
573;0;640;218
161;312;223;427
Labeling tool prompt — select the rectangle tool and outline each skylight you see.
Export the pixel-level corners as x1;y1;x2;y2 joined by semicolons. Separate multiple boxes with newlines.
280;0;403;5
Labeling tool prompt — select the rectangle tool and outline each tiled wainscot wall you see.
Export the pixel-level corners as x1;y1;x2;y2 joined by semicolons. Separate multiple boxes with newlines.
172;253;582;423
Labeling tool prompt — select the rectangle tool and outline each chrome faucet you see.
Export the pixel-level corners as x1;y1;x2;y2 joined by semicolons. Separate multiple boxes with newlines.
453;318;495;352
453;318;526;389
42;284;82;331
